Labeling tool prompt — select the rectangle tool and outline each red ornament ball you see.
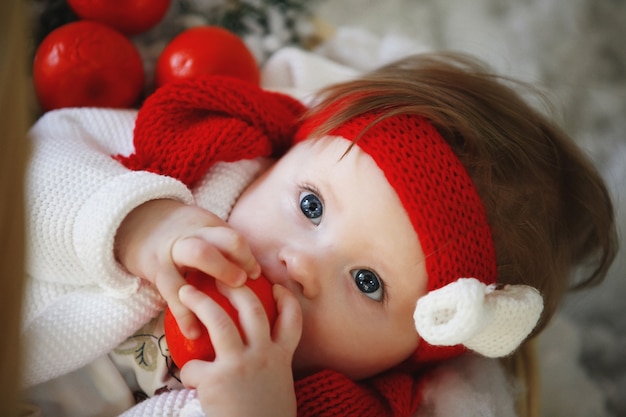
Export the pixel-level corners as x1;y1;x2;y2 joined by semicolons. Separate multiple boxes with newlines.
66;0;172;36
155;26;260;88
164;270;277;368
33;21;144;112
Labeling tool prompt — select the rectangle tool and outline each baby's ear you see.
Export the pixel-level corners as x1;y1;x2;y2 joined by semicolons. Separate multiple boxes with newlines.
413;278;543;357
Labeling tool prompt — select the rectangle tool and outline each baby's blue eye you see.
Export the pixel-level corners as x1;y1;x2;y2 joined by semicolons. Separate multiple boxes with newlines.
299;192;323;225
352;269;384;301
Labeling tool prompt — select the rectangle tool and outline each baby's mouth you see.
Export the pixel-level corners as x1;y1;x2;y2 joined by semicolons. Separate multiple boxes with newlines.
257;261;281;285
260;266;302;298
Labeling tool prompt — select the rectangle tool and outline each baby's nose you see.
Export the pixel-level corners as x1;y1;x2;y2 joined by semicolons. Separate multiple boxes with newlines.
279;247;321;299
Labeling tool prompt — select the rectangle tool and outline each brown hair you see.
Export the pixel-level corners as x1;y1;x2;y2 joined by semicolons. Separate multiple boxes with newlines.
0;0;30;414
308;51;618;334
307;52;618;416
310;52;618;416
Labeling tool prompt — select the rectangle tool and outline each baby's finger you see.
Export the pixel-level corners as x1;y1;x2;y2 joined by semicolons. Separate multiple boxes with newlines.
171;236;248;287
178;284;244;354
217;282;271;346
179;359;209;389
154;265;201;339
195;226;261;279
272;285;303;353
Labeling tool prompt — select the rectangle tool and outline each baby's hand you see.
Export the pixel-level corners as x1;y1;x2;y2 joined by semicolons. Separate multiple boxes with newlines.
115;199;261;338
179;283;302;417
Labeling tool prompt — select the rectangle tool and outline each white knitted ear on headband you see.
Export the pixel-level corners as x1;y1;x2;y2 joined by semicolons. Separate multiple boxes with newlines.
413;278;543;358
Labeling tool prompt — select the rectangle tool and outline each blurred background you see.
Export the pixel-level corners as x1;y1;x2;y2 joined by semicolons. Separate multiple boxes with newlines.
27;1;626;416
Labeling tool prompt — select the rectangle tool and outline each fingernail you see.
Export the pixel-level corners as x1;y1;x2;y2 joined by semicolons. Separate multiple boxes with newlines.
186;326;201;340
216;280;233;294
250;263;262;279
236;270;247;285
179;284;196;298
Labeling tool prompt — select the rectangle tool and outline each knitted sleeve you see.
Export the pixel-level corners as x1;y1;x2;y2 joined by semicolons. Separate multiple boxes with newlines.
23;108;195;386
26;108;194;296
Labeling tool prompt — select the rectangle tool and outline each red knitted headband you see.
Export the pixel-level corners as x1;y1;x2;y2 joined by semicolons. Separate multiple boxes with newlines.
296;109;498;364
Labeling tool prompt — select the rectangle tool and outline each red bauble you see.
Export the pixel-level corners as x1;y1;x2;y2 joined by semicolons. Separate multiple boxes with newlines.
67;0;171;36
155;26;260;88
33;21;144;111
164;270;277;368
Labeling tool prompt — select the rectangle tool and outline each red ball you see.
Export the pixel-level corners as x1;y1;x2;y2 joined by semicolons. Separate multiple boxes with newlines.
67;0;171;36
33;21;144;112
155;26;260;88
164;270;277;368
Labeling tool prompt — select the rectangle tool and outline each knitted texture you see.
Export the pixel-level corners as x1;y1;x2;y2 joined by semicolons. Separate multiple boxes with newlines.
112;369;422;417
23;108;269;389
414;278;543;357
296;110;497;365
295;369;422;417
117;387;200;417
117;75;306;187
23;109;191;387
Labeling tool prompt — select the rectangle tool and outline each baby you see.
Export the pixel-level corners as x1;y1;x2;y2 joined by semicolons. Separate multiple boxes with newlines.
22;51;617;417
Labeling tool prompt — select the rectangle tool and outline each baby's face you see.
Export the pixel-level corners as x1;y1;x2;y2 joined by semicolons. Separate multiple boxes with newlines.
228;136;427;380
